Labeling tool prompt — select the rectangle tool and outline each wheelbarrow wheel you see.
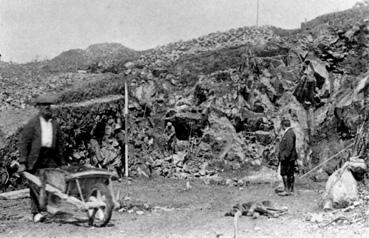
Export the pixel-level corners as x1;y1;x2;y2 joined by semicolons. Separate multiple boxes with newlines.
86;182;113;227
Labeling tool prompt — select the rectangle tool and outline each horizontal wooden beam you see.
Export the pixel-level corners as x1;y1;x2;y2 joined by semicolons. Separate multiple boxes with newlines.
65;170;118;181
0;188;29;200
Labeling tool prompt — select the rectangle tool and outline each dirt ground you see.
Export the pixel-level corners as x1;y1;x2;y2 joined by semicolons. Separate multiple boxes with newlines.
1;178;369;238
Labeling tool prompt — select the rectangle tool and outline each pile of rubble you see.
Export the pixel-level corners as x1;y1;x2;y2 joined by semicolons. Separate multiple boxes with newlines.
42;43;140;73
0;65;97;112
136;26;279;70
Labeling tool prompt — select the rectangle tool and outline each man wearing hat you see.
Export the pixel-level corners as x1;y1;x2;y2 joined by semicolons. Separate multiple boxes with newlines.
164;121;176;154
277;117;297;196
17;94;65;222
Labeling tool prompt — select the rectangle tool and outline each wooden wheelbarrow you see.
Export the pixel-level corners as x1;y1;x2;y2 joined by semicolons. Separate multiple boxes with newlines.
22;167;119;227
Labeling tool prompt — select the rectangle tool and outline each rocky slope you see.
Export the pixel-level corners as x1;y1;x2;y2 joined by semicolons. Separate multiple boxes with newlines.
1;6;369;186
0;42;140;112
42;42;140;73
119;6;369;179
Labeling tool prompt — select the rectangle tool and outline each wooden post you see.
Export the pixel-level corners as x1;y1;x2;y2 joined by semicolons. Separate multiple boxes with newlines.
124;79;129;177
256;0;260;26
233;210;242;238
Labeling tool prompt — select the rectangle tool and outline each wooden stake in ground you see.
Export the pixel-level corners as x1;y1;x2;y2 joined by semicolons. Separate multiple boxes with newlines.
124;79;129;177
233;210;242;238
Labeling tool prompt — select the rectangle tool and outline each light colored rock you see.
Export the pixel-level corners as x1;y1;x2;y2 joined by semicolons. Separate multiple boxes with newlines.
254;226;261;231
322;167;358;209
313;105;329;130
175;140;190;152
133;80;156;105
172;151;187;165
309;59;329;81
310;213;324;223
136;210;144;215
225;178;234;186
259;76;277;102
354;74;369;96
251;159;262;167
205;113;248;164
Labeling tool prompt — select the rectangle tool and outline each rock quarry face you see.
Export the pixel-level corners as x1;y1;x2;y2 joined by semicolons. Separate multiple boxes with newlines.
1;7;369;182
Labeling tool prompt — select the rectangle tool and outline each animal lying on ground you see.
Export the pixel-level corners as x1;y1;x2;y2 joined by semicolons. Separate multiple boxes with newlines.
226;200;288;238
225;200;288;218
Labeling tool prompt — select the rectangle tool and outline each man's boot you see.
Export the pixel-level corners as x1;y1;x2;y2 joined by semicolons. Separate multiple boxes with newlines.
278;176;289;196
289;175;295;194
283;176;288;189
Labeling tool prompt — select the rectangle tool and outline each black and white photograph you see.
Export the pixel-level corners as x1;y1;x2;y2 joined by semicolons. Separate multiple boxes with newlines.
0;0;369;237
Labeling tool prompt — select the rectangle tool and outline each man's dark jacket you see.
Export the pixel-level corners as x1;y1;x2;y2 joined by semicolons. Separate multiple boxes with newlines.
278;128;298;162
19;115;65;171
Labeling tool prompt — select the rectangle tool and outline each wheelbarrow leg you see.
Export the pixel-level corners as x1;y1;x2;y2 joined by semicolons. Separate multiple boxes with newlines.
108;178;119;208
75;178;85;202
39;170;47;210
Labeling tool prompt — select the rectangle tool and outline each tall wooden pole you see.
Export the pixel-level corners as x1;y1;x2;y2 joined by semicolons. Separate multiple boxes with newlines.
124;79;129;177
256;0;259;26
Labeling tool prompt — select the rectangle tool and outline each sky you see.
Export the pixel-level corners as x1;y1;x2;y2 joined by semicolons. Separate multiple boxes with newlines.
0;0;360;63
